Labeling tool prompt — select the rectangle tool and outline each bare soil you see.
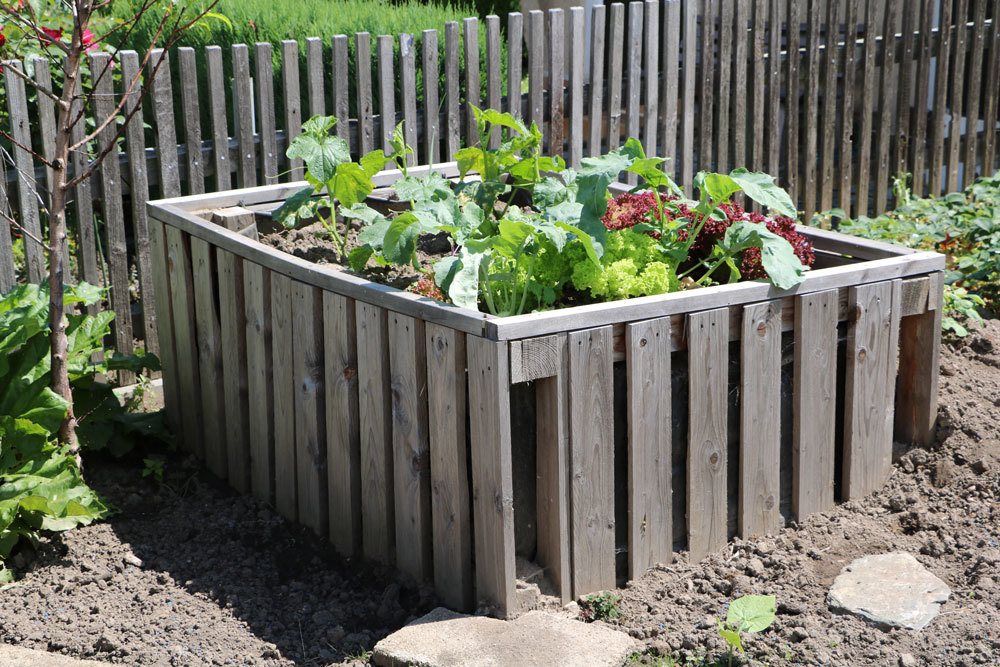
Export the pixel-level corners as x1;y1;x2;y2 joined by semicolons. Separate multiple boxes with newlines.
0;319;997;667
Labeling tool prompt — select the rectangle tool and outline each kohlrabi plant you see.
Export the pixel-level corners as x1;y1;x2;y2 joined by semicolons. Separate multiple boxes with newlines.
717;594;777;667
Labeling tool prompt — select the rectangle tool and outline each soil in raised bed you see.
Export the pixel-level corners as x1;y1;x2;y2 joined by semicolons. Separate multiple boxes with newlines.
0;320;997;666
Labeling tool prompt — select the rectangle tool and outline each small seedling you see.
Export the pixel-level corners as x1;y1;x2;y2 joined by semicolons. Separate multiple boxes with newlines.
142;456;165;484
717;594;776;667
579;591;622;623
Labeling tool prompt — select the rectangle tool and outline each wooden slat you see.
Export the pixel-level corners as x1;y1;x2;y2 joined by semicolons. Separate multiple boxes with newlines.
388;313;432;582
232;44;257;188
168;232;206;465
785;0;801;200
947;0;969;192
843;280;895;500
177;48;205;194
549;8;566;157
699;0;717;172
357;301;394;564
875;0;901;213
767;0;783;180
281;41;304;179
568;7;585;167
716;0;734;171
527;10;545;131
244;262;274;504
739;301;782;538
895;271;943;446
306;36;326;118
30;58;57;225
929;0;953;196
486;15;503;146
0;130;15;291
568;326;615;596
910;0;934;196
324;291;361;556
732;0;750;172
895;0;918;179
332;35;350;144
792;289;838;519
662;0;681;177
643;0;659;161
426;324;472;610
205;46;232;191
255;43;279;185
803;0;822;219
463;18;481;148
191;236;226;477
422;30;441;164
855;0;883;216
626;318;672;579
507;12;524;119
751;0;768;175
218;249;251;493
356;34;375;157
839;0;860;210
271;272;297;521
686;308;729;561
680;0;697;188
962;0;988;182
625;0;643;182
445;22;461;158
400;33;419;165
982;1;1000;174
819;0;840;213
293;281;327;536
607;3;626;151
91;52;134;369
150;51;182;198
588;4;607;156
467;336;516;617
4;63;43;282
69;73;99;297
378;35;396;154
147;215;180;432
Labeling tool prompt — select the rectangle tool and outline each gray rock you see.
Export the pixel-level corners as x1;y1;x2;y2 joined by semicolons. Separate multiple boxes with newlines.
899;653;918;667
372;607;637;667
827;553;951;630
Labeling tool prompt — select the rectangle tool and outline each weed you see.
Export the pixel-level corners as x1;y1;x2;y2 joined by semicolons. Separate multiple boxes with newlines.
717;594;777;667
142;456;165;484
579;591;622;623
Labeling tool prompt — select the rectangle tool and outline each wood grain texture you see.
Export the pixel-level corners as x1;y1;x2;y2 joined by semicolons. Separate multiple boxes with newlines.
962;0;987;182
732;0;749;173
507;12;524;119
625;1;644;178
739;301;782;538
422;30;440;164
750;0;768;175
324;292;362;557
607;3;625;151
293;281;328;537
149;49;181;197
769;0;787;180
929;0;953;196
486;15;503;148
686;308;729;561
527;10;545;131
190;236;226;475
0;157;15;292
218;249;251;493
819;0;840;213
357;301;395;564
946;0;969;192
588;4;607;156
378;35;397;153
68;74;98;294
445;22;461;159
466;336;516;618
716;0;734;170
803;0;822;218
306;37;326;118
400;33;419;165
785;0;801;200
281;40;304;179
895;271;943;446
568;7;585;168
232;44;257;188
874;0;901;212
854;0;883;216
164;227;203;457
3;64;43;282
255;43;279;185
204;46;231;191
680;0;697;188
332;35;351;145
568;326;615;596
177;48;205;194
981;3;1000;174
661;0;681;177
146;214;179;429
271;272;297;521
549;8;566;157
626;318;673;579
910;0;934;196
244;262;274;504
643;0;659;163
463;18;481;148
510;334;563;383
792;289;838;519
426;324;472;611
699;0;717;172
356;33;375;157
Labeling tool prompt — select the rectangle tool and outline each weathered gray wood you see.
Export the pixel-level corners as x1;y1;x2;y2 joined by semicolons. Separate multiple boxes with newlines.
588;4;607;156
232;44;257;188
855;0;883;216
426;324;472;610
486;15;502;148
716;0;734;170
803;0;822;219
463;18;481;148
681;0;697;188
218;249;251;493
378;35;397;153
732;0;749;172
839;0;861;210
332;35;350;144
643;0;659;163
324;291;361;556
388;313;432;582
947;0;969;192
626;318;672;579
69;73;98;295
3;63;43;283
982;1;1000;174
255;43;279;185
875;0;901;212
568;326;615;596
699;0;717;172
687;308;729;561
751;0;767;175
30;59;58;265
549;9;566;157
177;48;205;194
400;33;419;165
929;0;953;196
509;335;564;382
356;33;375;157
466;336;516;617
819;0;840;213
281;40;304;179
357;301;394;564
895;271;943;446
0;137;15;292
785;0;801;200
444;22;461;158
962;0;987;183
739;300;782;538
607;3;625;151
422;30;440;164
271;272;297;521
843;280;895;500
205;46;232;191
147;218;180;430
767;0;784;180
910;0;934;196
568;7;585;167
293;280;328;537
244;262;274;504
895;0;918;180
306;36;326;118
625;1;643;183
661;0;681;177
190;236;224;472
528;10;545;130
792;289;838;519
507;13;524;119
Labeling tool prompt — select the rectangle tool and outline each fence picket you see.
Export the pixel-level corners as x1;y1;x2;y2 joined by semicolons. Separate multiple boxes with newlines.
732;0;750;172
929;0;953;196
963;0;988;182
699;0;716;172
508;13;524;119
681;0;697;188
785;0;801;201
625;2;643;183
549;9;566;158
803;0;822;219
486;15;503;147
982;0;1000;173
422;30;441;164
608;3;625;151
767;0;782;180
588;4;607;156
528;10;545;132
947;0;969;192
281;40;304;179
819;0;840;213
378;35;396;153
751;0;767;176
332;35;350;144
875;0;901;213
855;0;883;217
0;133;14;291
463;18;481;148
4;63;44;283
910;0;934;196
256;43;279;185
400;33;419;165
717;0;734;171
662;0;681;177
233;44;257;188
206;46;232;191
569;7;585;168
445;23;461;157
839;0;860;210
178;48;205;194
306;37;326;118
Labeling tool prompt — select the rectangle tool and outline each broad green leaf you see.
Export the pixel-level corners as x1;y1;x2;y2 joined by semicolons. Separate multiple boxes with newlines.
333;162;375;207
395;172;455;203
719;627;744;653
300;115;338;135
360;149;388;178
726;594;777;634
272;186;315;228
456;147;485;177
702;172;742;205
472;106;529;136
724;222;807;289
445;250;483;310
286;133;350;184
382;213;422;265
556;222;601;266
728;169;798;218
348;246;375;272
356;216;393;248
341;203;387;226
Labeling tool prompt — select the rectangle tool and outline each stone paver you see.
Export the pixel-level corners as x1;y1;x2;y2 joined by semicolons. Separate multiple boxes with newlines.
0;644;113;667
372;607;638;667
827;552;952;630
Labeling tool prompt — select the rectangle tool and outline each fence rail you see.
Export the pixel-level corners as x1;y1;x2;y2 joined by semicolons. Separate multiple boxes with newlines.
1;0;998;357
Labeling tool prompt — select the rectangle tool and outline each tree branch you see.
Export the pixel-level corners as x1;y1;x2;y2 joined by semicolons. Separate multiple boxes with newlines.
0;129;58;169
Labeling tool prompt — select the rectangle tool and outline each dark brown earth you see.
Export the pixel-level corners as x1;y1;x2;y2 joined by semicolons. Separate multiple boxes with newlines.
0;319;997;667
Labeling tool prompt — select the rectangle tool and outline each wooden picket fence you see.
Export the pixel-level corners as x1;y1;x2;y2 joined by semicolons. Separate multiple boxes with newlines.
0;0;997;359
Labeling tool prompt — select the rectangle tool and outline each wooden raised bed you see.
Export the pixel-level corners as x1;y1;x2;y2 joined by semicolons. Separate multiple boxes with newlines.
147;164;945;618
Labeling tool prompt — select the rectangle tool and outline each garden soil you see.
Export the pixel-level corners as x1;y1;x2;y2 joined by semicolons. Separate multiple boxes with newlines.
0;319;998;667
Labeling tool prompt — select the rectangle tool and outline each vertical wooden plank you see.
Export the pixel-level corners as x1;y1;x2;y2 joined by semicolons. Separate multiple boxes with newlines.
819;0;840;213
751;0;768;175
839;0;860;211
306;36;327;119
929;0;954;196
378;35;397;154
190;237;224;472
281;40;304;180
67;73;97;300
4;63;43;283
947;0;969;192
895;272;943;446
568;326;615;596
962;0;988;182
681;0;697;188
686;308;729;561
400;33;419;165
177;47;205;194
206;46;232;191
293;281;327;537
332;35;350;145
792;289;838;519
0;158;12;293
699;0;717;172
875;0;901;213
486;15;503;145
508;12;524;119
466;336;516;618
843;280;895;500
30;58;57;224
324;292;361;556
357;301;394;564
426;324;472;611
244;262;274;504
662;0;681;177
218;250;251;493
569;7;585;168
803;0;822;219
982;0;1000;174
732;0;750;171
767;0;783;180
463;18;482;148
626;318;672;579
422;29;441;164
356;34;375;157
910;0;934;196
232;44;257;188
895;0;918;180
528;10;545;131
445;22;461;158
588;4;607;156
716;0;734;170
607;3;626;152
625;1;644;178
549;9;566;157
91;52;134;368
256;43;279;185
643;0;659;160
855;0;883;217
389;313;432;582
271;272;297;521
149;49;181;199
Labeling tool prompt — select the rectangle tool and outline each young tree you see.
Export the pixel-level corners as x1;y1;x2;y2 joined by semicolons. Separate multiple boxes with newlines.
0;0;220;456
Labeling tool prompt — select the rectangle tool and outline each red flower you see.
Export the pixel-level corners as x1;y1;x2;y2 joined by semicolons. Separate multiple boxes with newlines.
82;28;97;52
39;26;63;46
0;33;6;49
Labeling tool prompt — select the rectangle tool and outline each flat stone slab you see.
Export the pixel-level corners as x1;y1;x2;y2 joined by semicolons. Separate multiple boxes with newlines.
827;552;951;630
372;607;638;667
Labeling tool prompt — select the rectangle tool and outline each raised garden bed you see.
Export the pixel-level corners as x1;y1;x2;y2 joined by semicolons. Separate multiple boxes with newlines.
147;162;944;619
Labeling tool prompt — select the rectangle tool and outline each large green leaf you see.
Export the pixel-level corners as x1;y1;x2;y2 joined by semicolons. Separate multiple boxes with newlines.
333;162;375;208
272;186;315;228
724;221;807;289
443;249;483;310
286;132;351;184
381;213;422;265
728;169;798;218
726;594;777;634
